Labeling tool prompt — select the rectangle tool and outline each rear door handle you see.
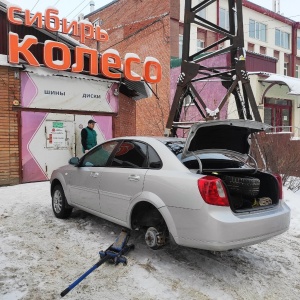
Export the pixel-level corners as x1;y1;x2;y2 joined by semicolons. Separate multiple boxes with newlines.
128;175;140;182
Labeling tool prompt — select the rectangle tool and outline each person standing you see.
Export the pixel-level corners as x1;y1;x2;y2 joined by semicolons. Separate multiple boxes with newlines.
81;120;97;153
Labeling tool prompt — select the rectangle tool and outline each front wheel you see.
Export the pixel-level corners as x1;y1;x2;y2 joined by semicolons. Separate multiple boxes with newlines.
52;185;73;219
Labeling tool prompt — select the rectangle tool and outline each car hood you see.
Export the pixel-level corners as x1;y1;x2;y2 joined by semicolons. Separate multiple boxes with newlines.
181;119;271;160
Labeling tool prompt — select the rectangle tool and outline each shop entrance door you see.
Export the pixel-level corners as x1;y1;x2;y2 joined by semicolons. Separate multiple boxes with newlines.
264;98;292;132
21;113;111;183
44;118;76;177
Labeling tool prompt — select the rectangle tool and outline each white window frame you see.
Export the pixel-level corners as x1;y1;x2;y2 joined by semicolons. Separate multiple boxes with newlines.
275;29;290;49
196;0;206;19
197;39;204;52
284;62;289;76
296;65;299;78
219;7;229;30
249;19;267;42
219;7;237;31
92;18;102;27
179;34;183;58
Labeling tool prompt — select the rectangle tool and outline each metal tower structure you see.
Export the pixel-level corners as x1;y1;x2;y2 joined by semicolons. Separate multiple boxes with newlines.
165;0;262;137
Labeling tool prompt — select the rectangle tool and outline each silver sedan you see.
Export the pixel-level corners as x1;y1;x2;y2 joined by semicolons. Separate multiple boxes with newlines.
50;119;290;251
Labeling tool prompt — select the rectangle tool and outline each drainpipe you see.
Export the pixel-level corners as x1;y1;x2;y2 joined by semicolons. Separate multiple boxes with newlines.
217;0;219;26
216;0;220;48
291;22;299;77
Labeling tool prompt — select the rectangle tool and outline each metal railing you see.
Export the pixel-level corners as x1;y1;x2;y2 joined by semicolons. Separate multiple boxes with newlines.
267;126;300;139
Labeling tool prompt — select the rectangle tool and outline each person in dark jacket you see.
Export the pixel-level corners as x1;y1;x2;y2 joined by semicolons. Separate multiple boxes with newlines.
81;120;97;153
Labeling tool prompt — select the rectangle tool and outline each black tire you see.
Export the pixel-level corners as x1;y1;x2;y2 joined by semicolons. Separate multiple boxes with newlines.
222;175;260;198
52;185;73;219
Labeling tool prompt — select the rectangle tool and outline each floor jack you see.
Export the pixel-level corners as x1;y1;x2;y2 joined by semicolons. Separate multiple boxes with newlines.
60;229;134;297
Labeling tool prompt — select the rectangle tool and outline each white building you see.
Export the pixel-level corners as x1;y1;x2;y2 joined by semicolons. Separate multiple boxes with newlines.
177;0;300;136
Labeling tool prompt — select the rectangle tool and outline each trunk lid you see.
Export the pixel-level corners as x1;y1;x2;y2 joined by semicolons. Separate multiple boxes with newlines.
181;119;270;160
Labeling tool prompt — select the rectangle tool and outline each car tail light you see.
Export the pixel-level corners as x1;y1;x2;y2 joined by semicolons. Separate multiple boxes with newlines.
198;176;229;206
273;174;283;200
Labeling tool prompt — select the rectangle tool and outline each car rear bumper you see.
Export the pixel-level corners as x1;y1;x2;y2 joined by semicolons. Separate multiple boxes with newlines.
163;202;290;251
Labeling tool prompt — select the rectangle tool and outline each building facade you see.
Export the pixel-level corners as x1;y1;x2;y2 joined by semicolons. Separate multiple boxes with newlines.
0;1;150;185
85;0;171;136
85;0;300;136
2;0;300;186
174;0;300;134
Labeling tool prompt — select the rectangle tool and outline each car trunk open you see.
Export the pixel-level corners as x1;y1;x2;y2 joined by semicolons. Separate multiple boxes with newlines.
180;120;280;212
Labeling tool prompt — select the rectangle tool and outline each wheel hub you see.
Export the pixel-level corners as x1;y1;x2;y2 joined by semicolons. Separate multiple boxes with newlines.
145;227;166;249
53;190;63;213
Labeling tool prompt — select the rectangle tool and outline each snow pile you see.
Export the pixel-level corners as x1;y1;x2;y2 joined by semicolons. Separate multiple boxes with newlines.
0;182;299;300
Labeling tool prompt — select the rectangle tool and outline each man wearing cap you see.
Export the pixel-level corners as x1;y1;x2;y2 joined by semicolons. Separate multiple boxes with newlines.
81;120;97;153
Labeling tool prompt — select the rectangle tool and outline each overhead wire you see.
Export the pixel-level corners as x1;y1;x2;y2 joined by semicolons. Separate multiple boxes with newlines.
65;0;89;18
53;0;61;6
31;0;41;11
69;2;91;20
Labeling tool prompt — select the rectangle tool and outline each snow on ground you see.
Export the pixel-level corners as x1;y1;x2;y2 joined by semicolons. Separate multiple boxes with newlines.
0;182;299;300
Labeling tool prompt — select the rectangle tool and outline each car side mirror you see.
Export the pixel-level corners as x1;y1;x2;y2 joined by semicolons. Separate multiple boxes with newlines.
69;157;79;166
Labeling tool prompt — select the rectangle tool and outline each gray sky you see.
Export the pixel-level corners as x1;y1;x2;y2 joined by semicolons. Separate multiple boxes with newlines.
249;0;300;21
17;0;300;21
18;0;113;19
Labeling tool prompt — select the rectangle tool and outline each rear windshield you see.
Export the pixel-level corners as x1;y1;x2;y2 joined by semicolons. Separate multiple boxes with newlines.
163;141;247;169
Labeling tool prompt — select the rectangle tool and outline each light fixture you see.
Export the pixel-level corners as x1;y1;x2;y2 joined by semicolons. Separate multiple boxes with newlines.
113;88;119;96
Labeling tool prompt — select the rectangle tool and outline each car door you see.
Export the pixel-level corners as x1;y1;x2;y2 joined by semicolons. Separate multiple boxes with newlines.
99;140;148;222
68;141;119;212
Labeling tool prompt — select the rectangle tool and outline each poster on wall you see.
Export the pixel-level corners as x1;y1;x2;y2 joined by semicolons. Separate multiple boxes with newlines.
21;68;118;113
21;112;113;183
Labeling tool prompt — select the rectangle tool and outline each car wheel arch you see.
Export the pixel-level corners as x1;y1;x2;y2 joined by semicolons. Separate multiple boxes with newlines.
50;177;71;206
128;193;178;239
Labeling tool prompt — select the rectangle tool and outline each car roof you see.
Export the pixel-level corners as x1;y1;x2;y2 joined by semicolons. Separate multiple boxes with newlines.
111;136;186;143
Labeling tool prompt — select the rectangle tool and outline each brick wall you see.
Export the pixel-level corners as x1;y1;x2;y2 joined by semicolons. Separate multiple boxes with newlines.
0;66;21;186
113;93;136;137
86;0;171;136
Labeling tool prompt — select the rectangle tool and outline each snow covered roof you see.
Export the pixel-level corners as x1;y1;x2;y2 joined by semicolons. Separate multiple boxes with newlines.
249;72;300;95
264;74;300;95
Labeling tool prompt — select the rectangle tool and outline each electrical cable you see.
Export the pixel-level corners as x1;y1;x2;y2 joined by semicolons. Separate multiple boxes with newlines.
65;0;88;18
69;2;91;20
31;0;41;11
53;0;61;6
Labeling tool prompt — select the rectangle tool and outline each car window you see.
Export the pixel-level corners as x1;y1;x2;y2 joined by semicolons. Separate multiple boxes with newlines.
81;141;119;167
148;145;162;169
164;141;185;159
110;141;148;168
